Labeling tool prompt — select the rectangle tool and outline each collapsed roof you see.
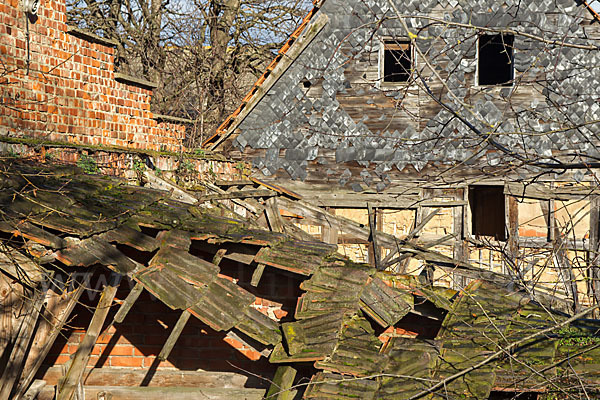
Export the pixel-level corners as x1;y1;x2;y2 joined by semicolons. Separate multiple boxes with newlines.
1;158;600;399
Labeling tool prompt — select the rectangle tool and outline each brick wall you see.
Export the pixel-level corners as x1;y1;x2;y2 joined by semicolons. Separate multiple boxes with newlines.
41;262;302;383
0;0;185;151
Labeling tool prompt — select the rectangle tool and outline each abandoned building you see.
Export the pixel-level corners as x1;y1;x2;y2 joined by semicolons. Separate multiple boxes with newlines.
3;0;600;398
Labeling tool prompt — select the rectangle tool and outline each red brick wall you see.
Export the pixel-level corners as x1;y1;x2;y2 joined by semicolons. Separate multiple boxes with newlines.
0;0;185;151
42;263;302;382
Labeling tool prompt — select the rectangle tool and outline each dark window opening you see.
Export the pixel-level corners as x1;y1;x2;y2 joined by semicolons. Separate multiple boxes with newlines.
478;34;514;86
383;40;412;83
488;391;538;400
469;185;506;241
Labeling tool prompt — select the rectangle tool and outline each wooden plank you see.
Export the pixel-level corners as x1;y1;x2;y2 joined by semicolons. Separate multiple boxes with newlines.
158;310;191;361
251;263;266;287
0;248;45;286
56;273;122;400
21;379;45;400
321;207;339;245
214;180;253;187
506;195;519;277
406;208;440;241
0;286;45;400
211;248;227;266
250;177;302;200
196;189;276;202
265;366;297;400
264;197;284;233
15;275;88;400
46;386;266;400
452;189;468;288
112;282;144;324
590;196;600;307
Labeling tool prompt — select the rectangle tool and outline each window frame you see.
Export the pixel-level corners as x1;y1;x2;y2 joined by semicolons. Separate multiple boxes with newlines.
378;38;414;87
475;33;515;88
466;184;508;242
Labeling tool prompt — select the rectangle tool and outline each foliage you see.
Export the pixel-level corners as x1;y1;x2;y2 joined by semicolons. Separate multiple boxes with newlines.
76;154;99;174
65;0;309;146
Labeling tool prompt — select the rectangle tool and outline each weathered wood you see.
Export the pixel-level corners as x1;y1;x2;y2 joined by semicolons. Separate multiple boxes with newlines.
22;379;45;400
214;180;253;187
15;275;89;400
264;197;285;233
452;189;468;288
251;263;266;287
321;208;339;245
158;310;191;361
506;182;600;201
406;208;440;241
38;366;250;388
57;273;122;400
112;282;144;325
144;171;198;204
45;386;266;400
0;248;45;286
367;203;381;269
265;366;297;400
590;196;600;306
211;248;228;266
0;286;45;400
506;195;519;277
196;189;276;202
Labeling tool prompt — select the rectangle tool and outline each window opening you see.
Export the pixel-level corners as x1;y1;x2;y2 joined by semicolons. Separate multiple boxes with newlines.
469;185;506;240
478;34;514;86
382;40;412;83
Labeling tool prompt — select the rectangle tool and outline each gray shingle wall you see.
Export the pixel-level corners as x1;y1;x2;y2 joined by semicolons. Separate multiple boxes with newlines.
234;0;600;187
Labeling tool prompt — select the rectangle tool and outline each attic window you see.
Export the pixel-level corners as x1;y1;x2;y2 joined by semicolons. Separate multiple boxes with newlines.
382;40;412;83
469;185;506;241
478;34;514;86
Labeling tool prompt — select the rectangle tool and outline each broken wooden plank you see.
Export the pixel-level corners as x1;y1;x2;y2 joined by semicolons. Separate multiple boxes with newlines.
406;208;441;241
112;282;144;324
56;273;122;400
250;177;302;200
15;274;89;400
196;189;276;202
158;310;191;361
22;379;45;400
211;248;228;266
264;197;285;233
265;366;297;400
251;263;266;287
0;247;45;287
0;286;45;400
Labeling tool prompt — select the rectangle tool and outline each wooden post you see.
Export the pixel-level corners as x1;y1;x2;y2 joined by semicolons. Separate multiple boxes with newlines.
158;310;191;361
589;196;600;307
265;366;297;400
367;203;381;269
15;274;89;400
112;282;144;325
0;286;45;400
506;195;519;277
321;207;339;245
57;273;122;400
453;189;468;289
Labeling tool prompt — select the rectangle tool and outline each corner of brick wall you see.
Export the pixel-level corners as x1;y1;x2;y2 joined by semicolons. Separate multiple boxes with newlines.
0;0;187;152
